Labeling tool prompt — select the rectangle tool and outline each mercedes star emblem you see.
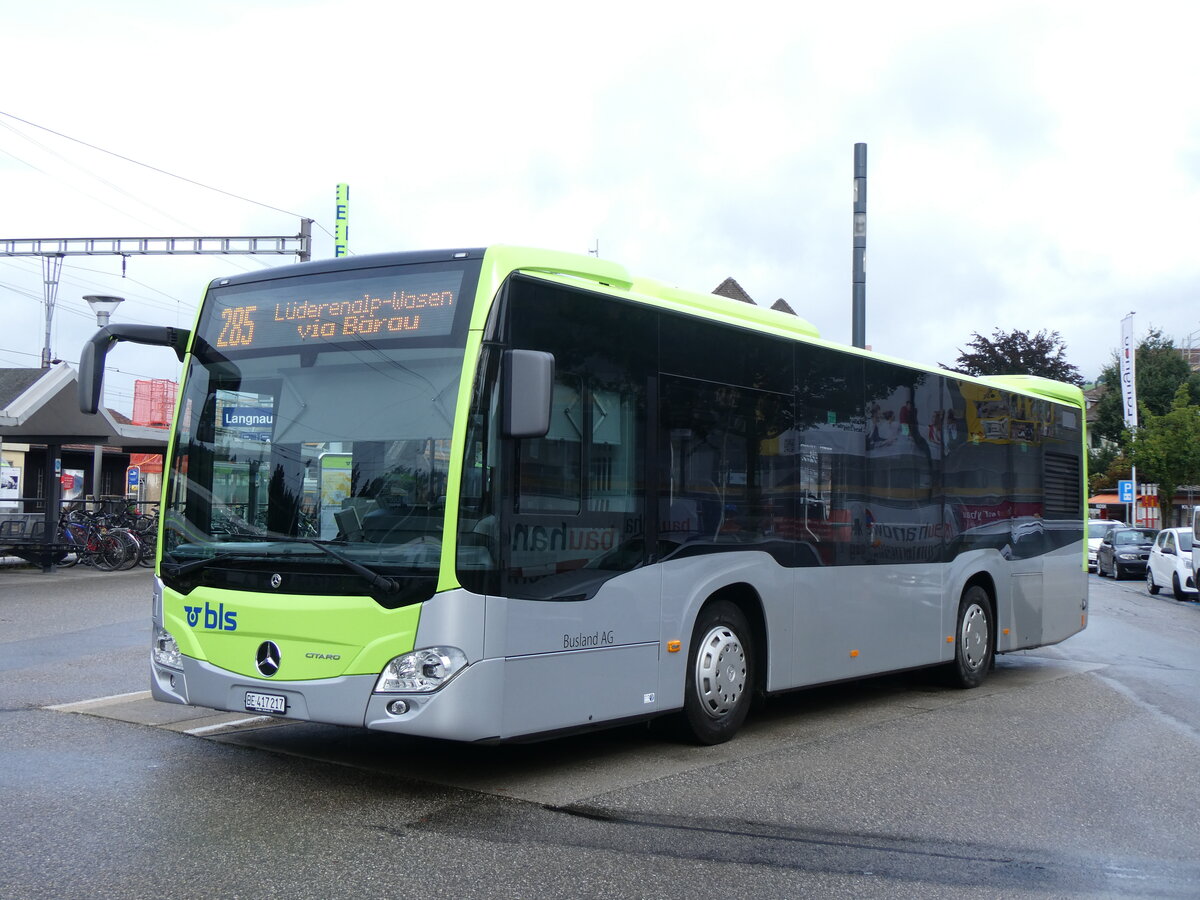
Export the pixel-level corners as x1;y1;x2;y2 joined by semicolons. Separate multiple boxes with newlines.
256;641;281;677
270;573;282;589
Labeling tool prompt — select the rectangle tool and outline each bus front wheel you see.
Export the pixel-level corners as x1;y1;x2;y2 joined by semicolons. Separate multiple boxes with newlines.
944;585;993;689
682;600;755;745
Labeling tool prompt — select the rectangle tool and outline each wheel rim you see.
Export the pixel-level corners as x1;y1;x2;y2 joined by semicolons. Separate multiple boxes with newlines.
693;624;747;718
960;603;989;673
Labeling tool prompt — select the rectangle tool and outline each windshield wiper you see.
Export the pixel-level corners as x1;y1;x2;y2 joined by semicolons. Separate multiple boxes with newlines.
165;537;401;594
161;553;238;577
304;540;400;594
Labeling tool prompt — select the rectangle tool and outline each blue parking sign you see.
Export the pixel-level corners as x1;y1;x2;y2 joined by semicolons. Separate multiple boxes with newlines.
1118;480;1133;503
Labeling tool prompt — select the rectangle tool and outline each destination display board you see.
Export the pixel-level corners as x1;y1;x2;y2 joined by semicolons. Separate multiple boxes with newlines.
200;266;466;352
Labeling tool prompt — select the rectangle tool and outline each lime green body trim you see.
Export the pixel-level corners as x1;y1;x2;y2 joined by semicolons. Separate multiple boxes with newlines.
470;246;1083;411
436;321;485;591
977;374;1086;411
154;281;209;577
163;584;422;679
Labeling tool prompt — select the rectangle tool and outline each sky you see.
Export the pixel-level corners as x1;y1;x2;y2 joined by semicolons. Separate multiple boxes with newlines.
3;0;1200;416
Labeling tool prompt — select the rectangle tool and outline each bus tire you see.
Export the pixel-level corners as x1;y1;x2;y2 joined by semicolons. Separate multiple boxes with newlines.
682;600;754;745
944;585;993;689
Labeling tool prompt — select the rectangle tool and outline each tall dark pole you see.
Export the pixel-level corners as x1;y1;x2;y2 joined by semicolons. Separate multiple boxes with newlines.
300;217;314;262
852;143;867;349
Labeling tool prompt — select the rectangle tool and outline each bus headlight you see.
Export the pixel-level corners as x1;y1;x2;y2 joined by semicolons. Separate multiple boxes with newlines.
152;626;183;670
375;647;467;693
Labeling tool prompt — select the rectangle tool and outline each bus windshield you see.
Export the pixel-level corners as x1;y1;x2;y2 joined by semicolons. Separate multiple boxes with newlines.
162;260;473;580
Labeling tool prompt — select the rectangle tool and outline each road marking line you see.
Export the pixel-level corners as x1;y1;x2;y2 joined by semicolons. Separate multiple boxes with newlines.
184;716;274;735
46;690;152;712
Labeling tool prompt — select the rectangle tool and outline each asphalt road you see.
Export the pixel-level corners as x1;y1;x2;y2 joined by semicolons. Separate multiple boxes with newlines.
2;564;1198;899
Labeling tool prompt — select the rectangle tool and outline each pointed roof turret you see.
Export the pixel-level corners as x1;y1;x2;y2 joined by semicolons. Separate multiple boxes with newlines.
711;277;756;305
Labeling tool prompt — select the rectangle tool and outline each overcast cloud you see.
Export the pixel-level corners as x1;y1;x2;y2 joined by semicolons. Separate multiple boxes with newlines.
3;0;1199;414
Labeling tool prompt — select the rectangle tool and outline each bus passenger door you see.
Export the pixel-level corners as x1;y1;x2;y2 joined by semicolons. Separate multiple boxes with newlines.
492;371;660;738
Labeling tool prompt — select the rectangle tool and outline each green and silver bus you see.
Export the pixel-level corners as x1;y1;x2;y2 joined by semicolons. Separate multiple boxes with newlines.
80;246;1088;744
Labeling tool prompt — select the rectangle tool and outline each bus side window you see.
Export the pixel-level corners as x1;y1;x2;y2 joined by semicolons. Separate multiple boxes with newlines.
660;377;788;547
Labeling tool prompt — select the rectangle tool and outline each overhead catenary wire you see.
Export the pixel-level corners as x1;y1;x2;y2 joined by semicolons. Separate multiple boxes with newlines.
0;118;203;237
0;118;301;282
5;262;189;346
0;108;333;236
0;343;166;386
0;106;333;339
0;110;337;404
2;256;190;312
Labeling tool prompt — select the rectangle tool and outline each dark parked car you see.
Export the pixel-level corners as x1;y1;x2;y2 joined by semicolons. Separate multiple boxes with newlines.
1096;527;1158;579
1087;519;1125;571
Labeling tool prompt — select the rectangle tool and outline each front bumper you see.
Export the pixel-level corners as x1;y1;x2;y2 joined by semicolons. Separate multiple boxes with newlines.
151;652;506;741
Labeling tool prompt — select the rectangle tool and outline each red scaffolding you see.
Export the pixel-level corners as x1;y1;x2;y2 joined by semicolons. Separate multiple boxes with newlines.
132;379;177;428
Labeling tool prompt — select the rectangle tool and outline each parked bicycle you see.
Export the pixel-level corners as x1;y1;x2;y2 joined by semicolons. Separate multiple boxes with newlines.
57;510;132;570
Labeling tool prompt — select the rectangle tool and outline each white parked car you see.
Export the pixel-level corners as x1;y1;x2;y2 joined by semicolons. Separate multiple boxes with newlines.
1087;519;1124;571
1193;508;1200;596
1146;527;1197;600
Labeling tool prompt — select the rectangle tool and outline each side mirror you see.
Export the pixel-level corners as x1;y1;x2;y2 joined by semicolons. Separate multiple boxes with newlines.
501;349;554;439
79;324;190;414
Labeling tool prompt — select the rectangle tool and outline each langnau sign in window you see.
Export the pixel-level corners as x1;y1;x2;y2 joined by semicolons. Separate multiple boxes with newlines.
221;407;275;430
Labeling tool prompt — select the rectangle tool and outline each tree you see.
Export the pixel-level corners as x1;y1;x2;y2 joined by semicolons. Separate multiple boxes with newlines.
1087;443;1123;497
1092;327;1200;443
1127;384;1200;526
941;328;1084;386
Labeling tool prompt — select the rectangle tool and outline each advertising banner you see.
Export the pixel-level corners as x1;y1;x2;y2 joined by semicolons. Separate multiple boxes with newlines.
0;466;19;501
1120;314;1138;429
62;469;85;501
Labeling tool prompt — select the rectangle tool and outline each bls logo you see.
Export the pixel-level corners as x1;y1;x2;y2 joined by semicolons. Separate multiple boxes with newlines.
183;602;238;631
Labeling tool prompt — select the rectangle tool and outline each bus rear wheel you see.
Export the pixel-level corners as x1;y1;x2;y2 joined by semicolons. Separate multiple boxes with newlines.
682;600;754;745
944;585;993;689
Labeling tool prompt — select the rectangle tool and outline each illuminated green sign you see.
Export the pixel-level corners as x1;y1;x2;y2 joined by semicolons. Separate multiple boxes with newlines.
335;183;349;258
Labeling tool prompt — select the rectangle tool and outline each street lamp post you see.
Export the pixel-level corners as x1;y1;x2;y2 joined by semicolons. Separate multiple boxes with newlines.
851;143;867;349
83;295;125;508
84;295;125;327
